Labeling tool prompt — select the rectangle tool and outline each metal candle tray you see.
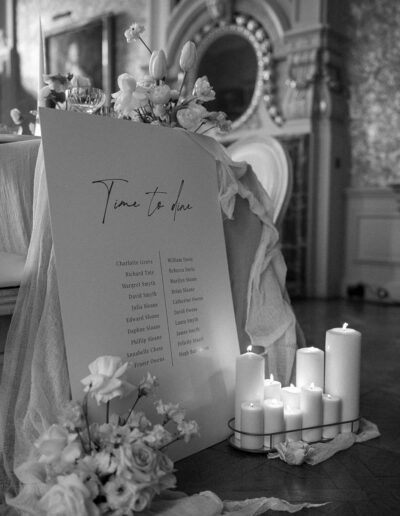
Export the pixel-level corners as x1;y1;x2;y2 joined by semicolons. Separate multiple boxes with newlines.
227;417;361;453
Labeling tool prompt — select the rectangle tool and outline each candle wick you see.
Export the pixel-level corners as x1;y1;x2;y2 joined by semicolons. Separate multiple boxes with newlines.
342;322;349;330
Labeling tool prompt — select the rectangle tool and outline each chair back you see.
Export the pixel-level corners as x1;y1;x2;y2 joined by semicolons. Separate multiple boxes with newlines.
227;135;293;227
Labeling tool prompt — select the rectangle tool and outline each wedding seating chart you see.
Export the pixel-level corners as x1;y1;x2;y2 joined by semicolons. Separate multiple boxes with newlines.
40;108;240;459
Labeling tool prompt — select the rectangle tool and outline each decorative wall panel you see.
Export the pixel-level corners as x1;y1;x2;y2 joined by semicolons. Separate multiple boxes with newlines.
279;134;309;298
347;0;400;187
356;215;400;264
344;187;400;303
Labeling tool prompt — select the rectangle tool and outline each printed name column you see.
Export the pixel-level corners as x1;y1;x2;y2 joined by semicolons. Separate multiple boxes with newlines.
166;256;208;359
115;258;170;368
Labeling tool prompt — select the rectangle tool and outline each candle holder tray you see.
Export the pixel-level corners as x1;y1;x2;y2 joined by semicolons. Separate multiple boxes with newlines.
227;417;361;454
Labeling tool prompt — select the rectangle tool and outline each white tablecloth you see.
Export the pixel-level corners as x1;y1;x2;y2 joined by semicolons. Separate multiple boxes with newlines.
0;139;40;255
0;134;303;506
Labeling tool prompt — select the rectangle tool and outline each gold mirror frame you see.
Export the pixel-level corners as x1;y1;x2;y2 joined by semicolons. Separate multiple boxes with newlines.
189;13;283;130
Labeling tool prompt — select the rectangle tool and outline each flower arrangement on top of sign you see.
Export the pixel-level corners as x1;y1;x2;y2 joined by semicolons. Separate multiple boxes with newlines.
9;22;231;138
111;23;231;134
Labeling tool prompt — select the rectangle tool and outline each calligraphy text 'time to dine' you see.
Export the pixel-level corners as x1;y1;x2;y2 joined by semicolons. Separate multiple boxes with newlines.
92;178;192;224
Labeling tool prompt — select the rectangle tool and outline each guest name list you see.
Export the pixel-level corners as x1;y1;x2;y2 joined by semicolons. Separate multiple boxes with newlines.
116;253;207;368
41;109;240;457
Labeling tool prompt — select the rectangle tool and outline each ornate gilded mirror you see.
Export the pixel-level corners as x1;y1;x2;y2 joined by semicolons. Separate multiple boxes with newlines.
187;12;283;130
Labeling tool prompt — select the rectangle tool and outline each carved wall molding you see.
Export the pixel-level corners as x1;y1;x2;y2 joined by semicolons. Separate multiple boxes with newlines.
282;26;348;121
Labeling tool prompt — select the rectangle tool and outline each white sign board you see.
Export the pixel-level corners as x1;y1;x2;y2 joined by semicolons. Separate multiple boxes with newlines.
40;108;240;459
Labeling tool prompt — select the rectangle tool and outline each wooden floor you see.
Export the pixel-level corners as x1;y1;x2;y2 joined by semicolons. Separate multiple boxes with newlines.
175;298;400;515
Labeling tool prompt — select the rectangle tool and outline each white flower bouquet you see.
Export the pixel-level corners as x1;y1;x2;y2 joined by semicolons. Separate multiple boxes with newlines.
111;23;231;134
7;356;199;516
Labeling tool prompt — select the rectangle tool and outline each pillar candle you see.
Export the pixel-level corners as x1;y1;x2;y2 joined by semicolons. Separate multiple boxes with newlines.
281;384;301;409
322;393;341;439
235;347;265;443
301;383;323;442
263;398;285;449
296;347;324;389
240;401;264;450
324;323;361;433
264;374;281;400
284;406;302;442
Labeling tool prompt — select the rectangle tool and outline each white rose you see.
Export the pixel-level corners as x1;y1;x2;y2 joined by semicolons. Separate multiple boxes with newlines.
81;356;136;405
176;103;207;131
35;424;71;464
117;73;137;92
130;442;157;473
104;477;137;512
39;473;99;516
155;449;174;474
130;487;154;512
149;84;171;105
192;76;216;102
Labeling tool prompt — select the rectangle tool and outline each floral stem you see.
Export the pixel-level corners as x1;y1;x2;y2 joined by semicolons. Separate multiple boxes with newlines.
77;428;88;454
181;95;195;105
193;121;207;133
139;36;152;55
136;108;147;123
124;394;141;423
178;71;188;101
159;435;181;451
82;392;92;451
197;123;216;135
106;401;110;424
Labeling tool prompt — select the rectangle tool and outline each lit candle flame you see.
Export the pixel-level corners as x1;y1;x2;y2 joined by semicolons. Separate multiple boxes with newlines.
246;345;252;353
342;322;349;330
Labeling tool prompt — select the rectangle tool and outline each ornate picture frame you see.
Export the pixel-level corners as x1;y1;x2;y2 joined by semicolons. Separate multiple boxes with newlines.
185;13;282;130
45;14;114;98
